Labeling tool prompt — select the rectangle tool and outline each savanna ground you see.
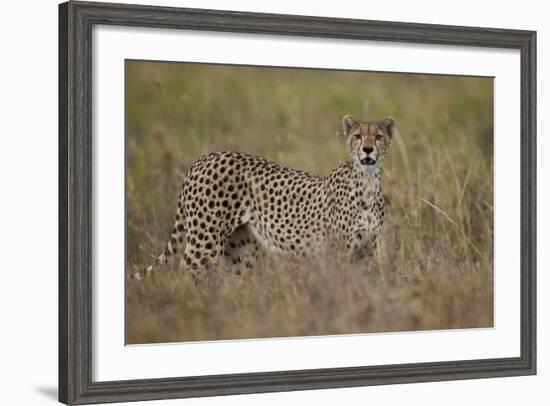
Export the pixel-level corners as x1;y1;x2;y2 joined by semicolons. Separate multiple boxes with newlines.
126;61;494;344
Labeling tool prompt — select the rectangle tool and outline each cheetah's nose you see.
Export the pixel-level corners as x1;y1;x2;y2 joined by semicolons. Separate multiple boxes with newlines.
363;146;374;155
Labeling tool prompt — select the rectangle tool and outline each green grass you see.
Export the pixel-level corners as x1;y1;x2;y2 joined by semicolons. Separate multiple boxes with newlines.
125;61;493;344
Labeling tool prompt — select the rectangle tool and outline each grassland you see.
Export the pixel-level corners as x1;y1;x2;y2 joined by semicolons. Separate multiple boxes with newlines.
125;61;494;344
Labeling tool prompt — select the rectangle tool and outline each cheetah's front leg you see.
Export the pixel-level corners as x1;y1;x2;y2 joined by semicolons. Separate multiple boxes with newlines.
348;229;376;263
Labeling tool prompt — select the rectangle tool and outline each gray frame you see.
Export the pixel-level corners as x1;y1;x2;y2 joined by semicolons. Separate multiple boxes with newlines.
59;1;537;404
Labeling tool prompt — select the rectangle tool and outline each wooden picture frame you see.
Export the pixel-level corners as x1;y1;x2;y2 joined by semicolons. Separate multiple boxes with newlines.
59;1;536;404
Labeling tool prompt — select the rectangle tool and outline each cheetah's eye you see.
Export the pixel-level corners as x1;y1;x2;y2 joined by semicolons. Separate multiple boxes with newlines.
354;134;362;140
375;134;383;142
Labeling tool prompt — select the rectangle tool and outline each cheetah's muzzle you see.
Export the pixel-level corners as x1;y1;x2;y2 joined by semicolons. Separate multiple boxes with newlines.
360;157;377;166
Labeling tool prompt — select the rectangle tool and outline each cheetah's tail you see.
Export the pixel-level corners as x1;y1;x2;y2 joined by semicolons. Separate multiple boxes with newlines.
132;226;187;280
132;191;188;280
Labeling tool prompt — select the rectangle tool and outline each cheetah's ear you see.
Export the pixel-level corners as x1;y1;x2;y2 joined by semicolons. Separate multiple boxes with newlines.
382;116;396;137
342;114;358;136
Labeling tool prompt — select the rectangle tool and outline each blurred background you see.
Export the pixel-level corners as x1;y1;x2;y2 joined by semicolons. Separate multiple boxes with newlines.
126;61;493;344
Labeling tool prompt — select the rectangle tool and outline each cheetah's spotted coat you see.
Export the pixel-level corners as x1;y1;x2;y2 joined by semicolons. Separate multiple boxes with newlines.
145;115;395;276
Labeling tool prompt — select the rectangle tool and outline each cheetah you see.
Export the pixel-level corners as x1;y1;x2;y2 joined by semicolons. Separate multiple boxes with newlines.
141;115;395;278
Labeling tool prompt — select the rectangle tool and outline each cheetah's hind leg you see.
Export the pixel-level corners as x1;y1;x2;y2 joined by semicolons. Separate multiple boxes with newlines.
223;224;261;276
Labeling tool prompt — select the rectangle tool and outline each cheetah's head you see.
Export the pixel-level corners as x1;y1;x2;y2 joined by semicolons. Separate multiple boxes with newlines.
342;115;395;169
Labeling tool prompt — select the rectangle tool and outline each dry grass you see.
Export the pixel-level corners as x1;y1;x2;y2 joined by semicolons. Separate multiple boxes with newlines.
125;61;494;344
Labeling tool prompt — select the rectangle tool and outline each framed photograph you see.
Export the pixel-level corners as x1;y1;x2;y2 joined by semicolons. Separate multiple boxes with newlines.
59;1;536;404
